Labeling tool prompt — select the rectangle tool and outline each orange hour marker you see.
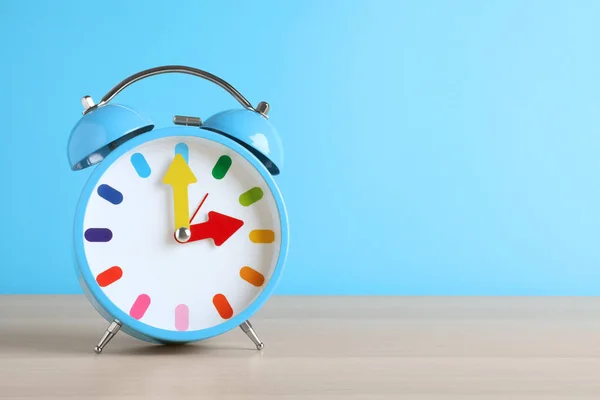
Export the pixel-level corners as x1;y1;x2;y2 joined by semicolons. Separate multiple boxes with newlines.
249;230;275;243
213;294;233;319
96;266;123;287
240;266;265;287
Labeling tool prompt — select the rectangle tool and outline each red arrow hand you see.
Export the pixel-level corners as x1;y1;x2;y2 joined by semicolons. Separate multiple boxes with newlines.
186;211;244;246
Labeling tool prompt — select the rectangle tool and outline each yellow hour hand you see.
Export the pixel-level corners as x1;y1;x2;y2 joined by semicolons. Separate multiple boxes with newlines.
162;153;197;241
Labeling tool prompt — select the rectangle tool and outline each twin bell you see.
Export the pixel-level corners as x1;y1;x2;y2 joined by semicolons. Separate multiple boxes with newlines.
66;66;283;176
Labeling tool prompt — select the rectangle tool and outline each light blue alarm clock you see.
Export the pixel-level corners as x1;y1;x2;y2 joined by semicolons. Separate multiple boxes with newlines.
67;66;289;353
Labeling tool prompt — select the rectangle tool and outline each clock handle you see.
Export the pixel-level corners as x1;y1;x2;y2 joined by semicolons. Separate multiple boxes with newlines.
91;65;267;116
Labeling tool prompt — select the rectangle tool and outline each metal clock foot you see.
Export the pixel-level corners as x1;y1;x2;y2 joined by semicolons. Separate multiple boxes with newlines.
93;319;121;354
239;320;264;350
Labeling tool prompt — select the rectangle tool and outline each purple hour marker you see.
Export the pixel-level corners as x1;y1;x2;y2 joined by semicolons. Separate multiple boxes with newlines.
85;228;113;242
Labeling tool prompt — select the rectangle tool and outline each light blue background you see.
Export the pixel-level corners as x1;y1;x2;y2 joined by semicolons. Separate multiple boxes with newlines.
1;0;599;295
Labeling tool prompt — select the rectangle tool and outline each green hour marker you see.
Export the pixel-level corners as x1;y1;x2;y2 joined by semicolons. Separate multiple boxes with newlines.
212;155;232;179
239;187;264;206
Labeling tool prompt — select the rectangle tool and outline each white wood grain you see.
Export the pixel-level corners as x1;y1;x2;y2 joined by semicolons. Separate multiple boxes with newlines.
2;296;600;399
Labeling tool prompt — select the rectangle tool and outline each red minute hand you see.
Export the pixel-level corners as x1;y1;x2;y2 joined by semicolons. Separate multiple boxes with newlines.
187;211;244;246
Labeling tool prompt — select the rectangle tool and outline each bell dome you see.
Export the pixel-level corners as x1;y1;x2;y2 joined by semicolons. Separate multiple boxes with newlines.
67;103;154;171
202;109;283;175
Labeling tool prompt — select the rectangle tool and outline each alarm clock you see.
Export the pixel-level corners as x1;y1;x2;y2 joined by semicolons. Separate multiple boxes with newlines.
66;66;289;354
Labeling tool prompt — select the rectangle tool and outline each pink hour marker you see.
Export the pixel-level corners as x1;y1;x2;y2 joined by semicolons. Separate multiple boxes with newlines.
130;294;151;320
175;304;189;331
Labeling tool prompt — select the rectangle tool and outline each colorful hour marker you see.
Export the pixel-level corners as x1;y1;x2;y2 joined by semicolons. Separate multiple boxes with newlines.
97;184;123;205
130;294;151;320
249;229;275;243
213;294;233;319
85;228;112;242
240;266;265;287
239;187;264;207
130;153;151;178
175;304;189;331
175;143;189;163
96;266;123;287
212;155;232;179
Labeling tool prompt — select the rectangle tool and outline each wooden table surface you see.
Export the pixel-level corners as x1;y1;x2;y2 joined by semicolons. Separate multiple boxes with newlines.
2;296;600;399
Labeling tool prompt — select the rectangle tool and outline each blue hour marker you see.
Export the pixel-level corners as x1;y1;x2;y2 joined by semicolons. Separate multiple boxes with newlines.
130;153;151;178
175;143;189;163
97;184;123;205
85;228;113;242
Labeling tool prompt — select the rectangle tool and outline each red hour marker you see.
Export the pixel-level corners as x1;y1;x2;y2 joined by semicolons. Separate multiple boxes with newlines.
96;266;123;287
212;294;233;319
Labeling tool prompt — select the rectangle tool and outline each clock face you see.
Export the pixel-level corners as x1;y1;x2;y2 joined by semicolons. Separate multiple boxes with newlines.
78;134;282;334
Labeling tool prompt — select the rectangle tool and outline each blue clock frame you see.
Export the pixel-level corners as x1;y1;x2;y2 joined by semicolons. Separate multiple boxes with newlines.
74;127;289;344
67;65;288;352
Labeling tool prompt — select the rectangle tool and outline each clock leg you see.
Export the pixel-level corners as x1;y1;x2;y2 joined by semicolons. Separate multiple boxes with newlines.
93;319;121;354
239;320;264;350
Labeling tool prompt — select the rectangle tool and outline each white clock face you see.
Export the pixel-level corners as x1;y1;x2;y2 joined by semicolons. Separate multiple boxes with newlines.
80;135;282;332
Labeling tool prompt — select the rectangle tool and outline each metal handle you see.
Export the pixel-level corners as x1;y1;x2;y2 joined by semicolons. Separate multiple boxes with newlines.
94;65;258;112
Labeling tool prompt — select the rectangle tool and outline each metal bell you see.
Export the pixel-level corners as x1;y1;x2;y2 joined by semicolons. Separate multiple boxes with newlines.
67;98;153;171
202;107;283;175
